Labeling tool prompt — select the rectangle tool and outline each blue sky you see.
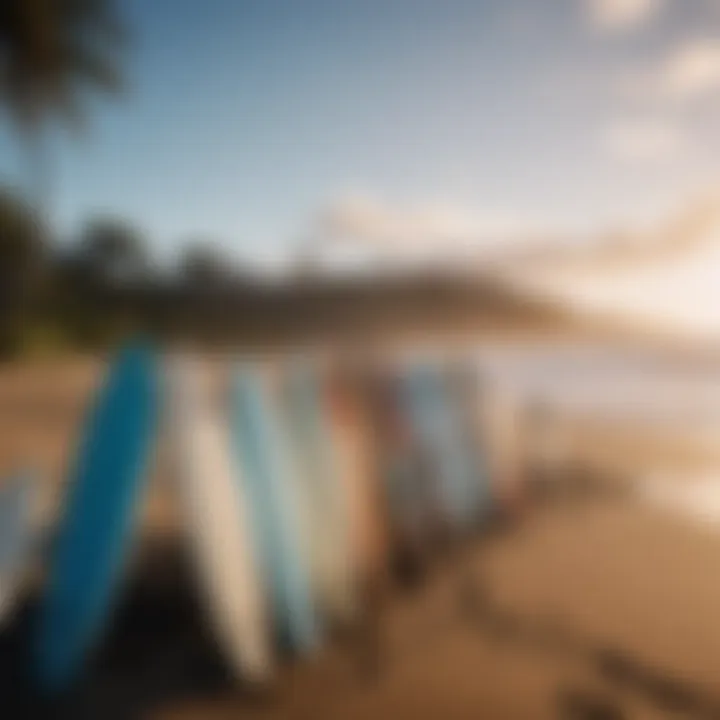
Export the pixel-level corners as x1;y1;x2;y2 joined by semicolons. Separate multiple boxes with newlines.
2;0;720;269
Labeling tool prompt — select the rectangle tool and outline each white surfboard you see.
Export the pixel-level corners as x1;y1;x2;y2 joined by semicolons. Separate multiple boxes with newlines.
0;471;35;625
322;369;386;601
165;356;272;684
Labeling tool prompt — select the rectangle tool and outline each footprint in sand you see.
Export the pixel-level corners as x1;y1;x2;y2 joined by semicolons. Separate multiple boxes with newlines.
557;687;626;720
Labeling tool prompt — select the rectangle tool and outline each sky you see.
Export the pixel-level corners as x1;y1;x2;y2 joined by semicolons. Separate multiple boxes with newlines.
2;0;720;331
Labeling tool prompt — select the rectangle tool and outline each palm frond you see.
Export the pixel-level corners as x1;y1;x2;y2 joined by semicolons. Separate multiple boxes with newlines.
0;0;125;134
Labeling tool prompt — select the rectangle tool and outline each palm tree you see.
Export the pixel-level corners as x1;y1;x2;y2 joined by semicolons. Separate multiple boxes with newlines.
0;0;125;218
0;188;43;354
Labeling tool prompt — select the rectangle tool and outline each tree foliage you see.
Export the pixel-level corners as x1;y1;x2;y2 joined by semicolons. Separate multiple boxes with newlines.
75;217;148;286
0;0;124;131
0;188;44;353
0;0;125;211
179;243;234;289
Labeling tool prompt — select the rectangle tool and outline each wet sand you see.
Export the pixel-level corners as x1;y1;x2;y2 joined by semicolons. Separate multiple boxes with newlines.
1;357;720;719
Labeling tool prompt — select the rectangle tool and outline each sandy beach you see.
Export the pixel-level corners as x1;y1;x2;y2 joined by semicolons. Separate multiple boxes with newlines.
1;352;720;719
155;485;720;720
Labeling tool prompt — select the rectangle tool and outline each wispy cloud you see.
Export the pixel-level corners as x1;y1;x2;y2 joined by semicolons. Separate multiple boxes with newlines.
661;39;720;100
502;193;720;335
601;117;686;162
620;39;720;103
502;192;720;279
300;194;539;271
587;0;662;31
310;194;525;249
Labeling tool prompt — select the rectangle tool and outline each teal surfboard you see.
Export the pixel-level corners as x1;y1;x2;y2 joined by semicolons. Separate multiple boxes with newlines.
231;366;318;655
34;344;158;692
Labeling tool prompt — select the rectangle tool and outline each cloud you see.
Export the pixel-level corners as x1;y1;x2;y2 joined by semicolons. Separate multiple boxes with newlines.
587;0;662;31
620;39;720;104
504;194;720;336
301;194;537;271
660;39;720;100
311;195;525;249
503;192;720;282
601;117;686;162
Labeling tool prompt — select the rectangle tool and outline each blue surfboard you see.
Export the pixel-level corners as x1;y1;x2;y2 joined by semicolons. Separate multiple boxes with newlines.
443;362;492;519
231;366;318;655
281;362;356;622
401;363;482;530
34;344;158;692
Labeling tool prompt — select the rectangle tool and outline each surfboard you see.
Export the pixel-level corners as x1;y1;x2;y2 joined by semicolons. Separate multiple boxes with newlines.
478;374;526;515
322;366;388;597
34;343;158;692
231;365;318;655
279;362;356;624
367;369;431;577
0;471;35;625
443;361;492;520
165;356;272;684
400;362;482;532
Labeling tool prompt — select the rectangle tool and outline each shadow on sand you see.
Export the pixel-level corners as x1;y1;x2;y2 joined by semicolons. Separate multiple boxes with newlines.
459;575;720;720
0;466;709;719
0;536;264;719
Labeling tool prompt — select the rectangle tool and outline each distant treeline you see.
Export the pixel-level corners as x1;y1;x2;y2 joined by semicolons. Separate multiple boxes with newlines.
0;188;569;358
